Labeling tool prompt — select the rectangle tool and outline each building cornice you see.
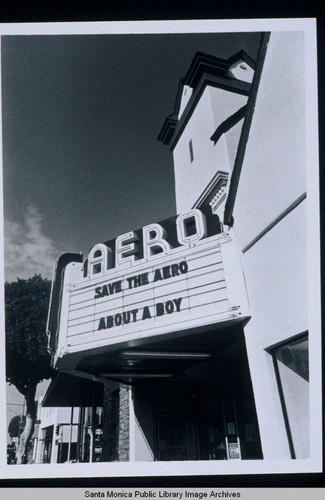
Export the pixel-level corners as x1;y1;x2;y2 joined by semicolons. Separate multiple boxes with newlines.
158;50;255;149
158;73;251;150
157;115;178;145
227;50;256;70
183;52;230;89
193;170;229;210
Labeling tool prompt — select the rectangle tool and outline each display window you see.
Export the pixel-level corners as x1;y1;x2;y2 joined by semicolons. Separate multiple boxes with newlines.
271;333;309;458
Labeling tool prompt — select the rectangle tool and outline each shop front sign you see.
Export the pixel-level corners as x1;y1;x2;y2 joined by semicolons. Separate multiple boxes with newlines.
49;209;249;368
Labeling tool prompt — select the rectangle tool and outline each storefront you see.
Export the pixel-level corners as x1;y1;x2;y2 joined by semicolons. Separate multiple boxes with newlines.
37;374;104;463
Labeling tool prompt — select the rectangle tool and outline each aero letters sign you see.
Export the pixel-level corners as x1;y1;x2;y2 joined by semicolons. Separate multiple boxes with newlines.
53;209;249;361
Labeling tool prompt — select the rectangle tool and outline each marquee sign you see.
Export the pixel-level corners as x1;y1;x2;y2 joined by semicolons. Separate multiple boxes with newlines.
48;209;250;369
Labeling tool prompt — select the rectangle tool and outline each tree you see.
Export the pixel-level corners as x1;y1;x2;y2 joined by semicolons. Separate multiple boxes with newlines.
5;275;55;464
8;415;26;438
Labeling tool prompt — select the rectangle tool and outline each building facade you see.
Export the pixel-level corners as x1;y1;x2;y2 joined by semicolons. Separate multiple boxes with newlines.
32;396;105;464
44;31;314;465
157;31;309;460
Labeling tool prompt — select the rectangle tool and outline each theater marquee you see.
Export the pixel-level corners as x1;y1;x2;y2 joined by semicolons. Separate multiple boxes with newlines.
48;209;250;371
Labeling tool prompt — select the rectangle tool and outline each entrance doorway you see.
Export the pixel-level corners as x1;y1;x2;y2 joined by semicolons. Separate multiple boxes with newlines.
195;398;241;460
156;413;195;461
156;399;244;461
134;327;263;461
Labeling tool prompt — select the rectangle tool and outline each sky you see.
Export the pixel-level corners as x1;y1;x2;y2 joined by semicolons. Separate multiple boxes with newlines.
2;31;260;282
1;29;261;432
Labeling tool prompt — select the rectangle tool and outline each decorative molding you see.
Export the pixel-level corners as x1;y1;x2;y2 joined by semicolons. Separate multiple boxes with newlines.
160;75;251;150
157;115;178;145
209;184;228;213
183;50;255;90
157;49;254;149
183;52;229;89
227;50;256;70
194;170;229;212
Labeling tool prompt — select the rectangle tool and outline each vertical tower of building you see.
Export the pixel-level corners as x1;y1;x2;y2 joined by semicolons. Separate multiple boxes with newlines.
158;32;309;460
158;50;254;224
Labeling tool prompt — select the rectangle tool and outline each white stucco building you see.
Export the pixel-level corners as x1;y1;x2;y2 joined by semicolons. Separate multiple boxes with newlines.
158;31;311;460
44;30;319;468
32;398;80;464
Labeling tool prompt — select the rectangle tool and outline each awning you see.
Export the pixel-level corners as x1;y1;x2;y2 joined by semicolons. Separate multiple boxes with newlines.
41;372;103;407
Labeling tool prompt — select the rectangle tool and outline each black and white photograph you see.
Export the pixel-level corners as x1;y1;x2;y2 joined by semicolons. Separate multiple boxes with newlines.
0;19;321;480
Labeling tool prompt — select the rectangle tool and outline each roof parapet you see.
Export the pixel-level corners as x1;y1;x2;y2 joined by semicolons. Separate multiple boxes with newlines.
158;50;255;147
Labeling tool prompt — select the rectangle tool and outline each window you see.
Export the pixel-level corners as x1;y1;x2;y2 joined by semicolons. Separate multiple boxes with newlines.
270;334;309;458
41;426;54;463
189;139;194;163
